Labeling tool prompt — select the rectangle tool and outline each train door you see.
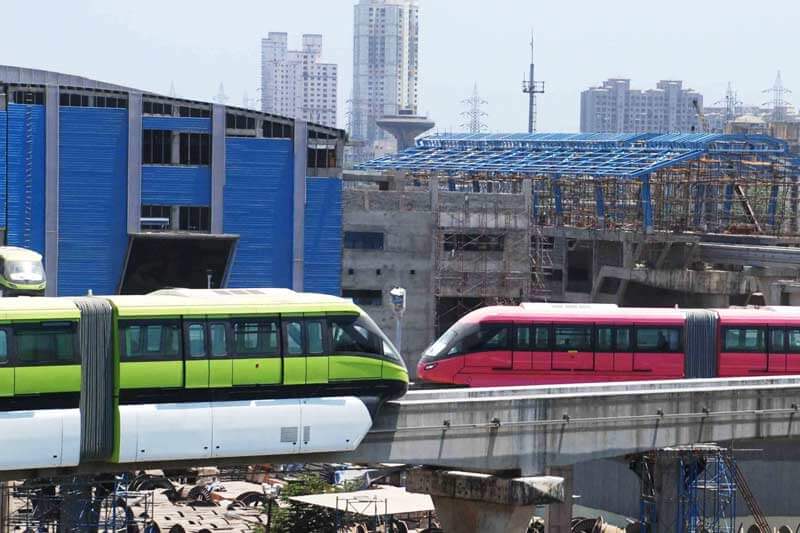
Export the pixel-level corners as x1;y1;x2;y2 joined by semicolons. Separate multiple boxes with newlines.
282;316;306;385
304;315;329;385
512;323;532;371
231;318;282;386
594;326;614;374
768;326;787;373
183;321;209;388
530;324;552;371
613;326;634;373
787;327;800;373
207;320;233;388
552;324;594;371
0;329;11;397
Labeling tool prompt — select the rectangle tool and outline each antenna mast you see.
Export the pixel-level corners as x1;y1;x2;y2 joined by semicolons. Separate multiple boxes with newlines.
521;31;545;133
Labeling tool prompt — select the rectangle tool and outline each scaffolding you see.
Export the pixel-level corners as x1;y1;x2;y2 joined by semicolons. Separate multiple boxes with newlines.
360;133;799;237
358;132;799;326
431;175;551;334
634;446;773;533
6;475;155;533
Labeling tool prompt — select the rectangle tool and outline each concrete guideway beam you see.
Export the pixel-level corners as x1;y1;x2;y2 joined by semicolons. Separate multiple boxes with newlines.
357;376;800;475
406;468;563;533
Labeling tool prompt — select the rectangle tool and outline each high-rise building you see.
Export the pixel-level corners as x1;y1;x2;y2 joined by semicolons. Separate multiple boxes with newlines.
261;32;337;128
351;0;419;158
580;79;703;133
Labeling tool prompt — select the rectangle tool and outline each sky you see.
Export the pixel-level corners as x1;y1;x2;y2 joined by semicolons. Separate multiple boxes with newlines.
1;0;798;133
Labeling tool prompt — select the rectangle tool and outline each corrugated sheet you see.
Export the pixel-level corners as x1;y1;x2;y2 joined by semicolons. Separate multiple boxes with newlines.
304;177;342;295
6;104;46;253
142;166;211;206
0;111;6;229
58;107;128;296
142;116;211;132
224;138;293;288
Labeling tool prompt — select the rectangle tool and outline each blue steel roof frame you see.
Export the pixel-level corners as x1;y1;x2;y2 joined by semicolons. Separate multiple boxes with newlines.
362;146;705;178
358;133;793;178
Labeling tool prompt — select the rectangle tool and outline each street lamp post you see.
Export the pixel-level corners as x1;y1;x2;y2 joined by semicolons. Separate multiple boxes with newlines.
389;287;407;354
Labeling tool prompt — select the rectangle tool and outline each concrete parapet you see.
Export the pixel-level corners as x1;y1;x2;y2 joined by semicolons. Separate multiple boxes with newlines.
406;468;564;533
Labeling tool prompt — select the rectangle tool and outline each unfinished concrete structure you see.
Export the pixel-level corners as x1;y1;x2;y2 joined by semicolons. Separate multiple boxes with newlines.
347;132;800;373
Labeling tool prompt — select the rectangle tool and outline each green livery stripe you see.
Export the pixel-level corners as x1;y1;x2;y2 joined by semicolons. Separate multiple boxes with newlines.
119;361;183;389
330;355;382;380
381;361;409;383
14;365;80;394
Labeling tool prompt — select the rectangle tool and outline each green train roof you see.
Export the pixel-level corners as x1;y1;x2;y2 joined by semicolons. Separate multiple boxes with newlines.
106;288;362;317
0;296;79;320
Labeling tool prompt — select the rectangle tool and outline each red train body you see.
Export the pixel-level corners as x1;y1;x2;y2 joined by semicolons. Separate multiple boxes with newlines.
417;303;800;387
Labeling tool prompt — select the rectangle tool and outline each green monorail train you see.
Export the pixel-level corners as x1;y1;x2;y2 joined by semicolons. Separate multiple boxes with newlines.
0;288;408;471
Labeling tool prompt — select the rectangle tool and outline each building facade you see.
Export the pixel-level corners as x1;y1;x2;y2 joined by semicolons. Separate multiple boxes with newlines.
352;133;800;375
351;0;419;160
260;32;338;128
580;79;703;133
0;65;344;297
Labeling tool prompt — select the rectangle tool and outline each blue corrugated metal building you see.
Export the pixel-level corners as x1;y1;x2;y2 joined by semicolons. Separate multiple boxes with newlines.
0;66;345;296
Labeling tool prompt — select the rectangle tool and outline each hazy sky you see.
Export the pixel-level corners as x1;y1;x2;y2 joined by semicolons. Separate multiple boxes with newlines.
1;0;797;132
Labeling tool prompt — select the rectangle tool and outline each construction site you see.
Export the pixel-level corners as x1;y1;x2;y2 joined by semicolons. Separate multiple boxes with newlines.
346;132;800;373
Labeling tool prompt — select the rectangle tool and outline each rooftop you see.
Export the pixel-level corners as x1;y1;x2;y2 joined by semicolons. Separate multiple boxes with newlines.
357;133;790;178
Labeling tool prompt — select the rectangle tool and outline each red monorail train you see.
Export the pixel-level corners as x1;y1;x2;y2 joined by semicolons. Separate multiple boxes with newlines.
417;303;800;387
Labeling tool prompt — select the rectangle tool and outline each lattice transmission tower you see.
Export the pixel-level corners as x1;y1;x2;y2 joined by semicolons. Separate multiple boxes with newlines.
460;83;488;133
763;70;791;122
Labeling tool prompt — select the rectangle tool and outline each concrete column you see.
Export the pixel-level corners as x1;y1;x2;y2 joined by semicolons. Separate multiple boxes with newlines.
44;85;60;296
210;104;226;235
170;206;180;231
406;469;563;533
544;465;573;533
170;132;180;165
127;92;143;235
291;120;308;291
654;455;680;533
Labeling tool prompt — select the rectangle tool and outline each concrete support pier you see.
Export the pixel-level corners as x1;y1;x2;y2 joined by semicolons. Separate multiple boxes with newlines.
544;465;574;532
406;469;563;533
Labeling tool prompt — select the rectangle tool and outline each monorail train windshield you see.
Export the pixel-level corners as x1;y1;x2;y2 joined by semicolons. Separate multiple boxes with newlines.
333;312;406;368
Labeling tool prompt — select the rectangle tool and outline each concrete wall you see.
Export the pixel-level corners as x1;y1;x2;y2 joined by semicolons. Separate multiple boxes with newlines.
342;188;435;376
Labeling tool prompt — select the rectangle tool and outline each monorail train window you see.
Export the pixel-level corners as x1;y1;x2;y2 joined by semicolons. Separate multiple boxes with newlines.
453;325;510;353
187;324;206;358
769;328;786;352
285;320;303;355
554;326;592;352
596;327;613;351
482;326;509;350
616;328;632;351
209;323;227;357
14;322;78;364
636;327;682;352
329;316;383;356
533;326;550;350
0;331;7;364
307;320;325;355
723;327;765;352
231;320;279;355
122;321;181;360
515;326;531;349
789;329;800;352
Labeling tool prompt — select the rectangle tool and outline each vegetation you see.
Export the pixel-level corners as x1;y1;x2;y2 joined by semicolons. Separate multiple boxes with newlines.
269;473;356;533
